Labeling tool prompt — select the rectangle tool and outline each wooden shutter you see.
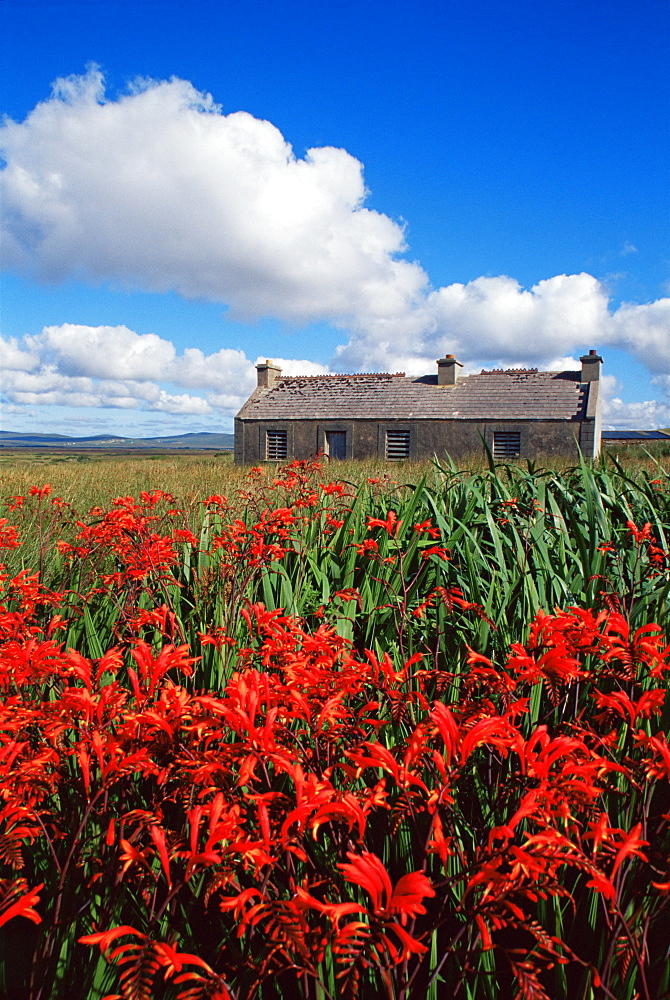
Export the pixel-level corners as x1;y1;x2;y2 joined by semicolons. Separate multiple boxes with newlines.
386;430;410;460
493;431;521;459
266;429;288;460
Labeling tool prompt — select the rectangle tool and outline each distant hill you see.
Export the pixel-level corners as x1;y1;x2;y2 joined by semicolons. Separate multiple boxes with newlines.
0;431;234;451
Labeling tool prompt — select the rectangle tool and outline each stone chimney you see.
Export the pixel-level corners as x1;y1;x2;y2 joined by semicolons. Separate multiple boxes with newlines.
256;359;282;389
437;354;462;386
579;349;603;382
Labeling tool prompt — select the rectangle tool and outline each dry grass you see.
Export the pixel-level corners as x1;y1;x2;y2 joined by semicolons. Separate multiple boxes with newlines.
0;445;668;516
0;451;244;514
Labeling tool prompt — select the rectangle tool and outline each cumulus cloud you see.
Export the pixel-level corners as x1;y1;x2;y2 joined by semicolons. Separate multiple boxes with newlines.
262;357;330;376
171;347;256;393
598;374;670;431
4;318;670;431
602;396;670;431
0;335;39;372
1;66;425;330
149;391;211;415
609;299;670;374
29;324;176;380
652;374;670;397
1;69;668;420
337;273;670;378
0;323;332;419
336;273;613;373
187;355;330;412
0;364;165;411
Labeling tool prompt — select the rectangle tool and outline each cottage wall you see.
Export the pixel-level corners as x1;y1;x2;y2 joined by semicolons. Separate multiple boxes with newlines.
235;356;603;464
236;417;588;464
579;380;601;458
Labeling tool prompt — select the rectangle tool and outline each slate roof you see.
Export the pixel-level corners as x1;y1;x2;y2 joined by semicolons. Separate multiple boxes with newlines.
237;370;589;422
602;430;670;441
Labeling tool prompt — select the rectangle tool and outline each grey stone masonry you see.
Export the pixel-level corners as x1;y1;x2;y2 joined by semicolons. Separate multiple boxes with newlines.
437;355;463;386
255;360;283;389
580;350;603;382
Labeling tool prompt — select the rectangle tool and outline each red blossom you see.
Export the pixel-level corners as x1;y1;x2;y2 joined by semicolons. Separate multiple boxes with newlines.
1;474;667;999
413;519;440;538
0;520;20;549
0;880;43;928
366;511;402;536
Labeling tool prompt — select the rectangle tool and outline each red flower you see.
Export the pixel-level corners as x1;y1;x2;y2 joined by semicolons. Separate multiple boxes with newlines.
173;528;199;546
0;880;43;928
413;519;440;538
626;519;653;543
610;823;648;879
366;511;401;536
338;851;434;922
0;519;20;549
353;538;379;556
420;545;450;561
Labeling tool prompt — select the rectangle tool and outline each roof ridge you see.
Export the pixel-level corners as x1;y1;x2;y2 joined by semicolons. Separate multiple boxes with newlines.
280;372;406;380
486;368;540;374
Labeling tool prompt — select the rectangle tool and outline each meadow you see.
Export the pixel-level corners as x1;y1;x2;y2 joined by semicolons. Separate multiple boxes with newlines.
0;449;669;1000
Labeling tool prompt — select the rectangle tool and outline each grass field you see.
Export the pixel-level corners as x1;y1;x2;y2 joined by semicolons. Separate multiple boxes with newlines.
1;442;669;510
1;450;669;999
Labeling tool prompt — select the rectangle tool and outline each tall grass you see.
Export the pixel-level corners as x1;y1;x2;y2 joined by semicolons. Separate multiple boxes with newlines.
1;445;668;510
4;455;669;671
1;453;669;999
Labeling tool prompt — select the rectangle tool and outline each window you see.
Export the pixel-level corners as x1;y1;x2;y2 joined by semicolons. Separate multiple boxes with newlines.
266;429;288;460
493;431;521;459
386;429;410;460
325;430;347;460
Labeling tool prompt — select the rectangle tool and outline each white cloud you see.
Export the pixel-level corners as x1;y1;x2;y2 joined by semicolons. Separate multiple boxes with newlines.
205;393;250;411
609;299;670;374
0;335;39;372
0;403;29;415
336;272;670;378
1;69;668;412
25;324;258;400
259;357;330;376
337;272;614;373
599;373;670;431
652;374;670;396
4;317;669;431
173;347;255;392
148;390;211;415
0;323;333;419
29;324;176;379
1;367;95;396
0;368;213;414
0;337;216;415
602;397;670;431
1;67;425;330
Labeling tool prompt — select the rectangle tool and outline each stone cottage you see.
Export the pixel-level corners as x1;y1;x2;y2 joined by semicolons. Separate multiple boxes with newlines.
234;351;602;464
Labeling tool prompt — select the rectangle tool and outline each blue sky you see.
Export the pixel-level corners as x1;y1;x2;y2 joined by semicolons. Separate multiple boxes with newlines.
1;0;668;436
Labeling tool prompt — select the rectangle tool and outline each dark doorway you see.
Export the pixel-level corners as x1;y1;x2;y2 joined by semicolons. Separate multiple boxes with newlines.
325;431;347;460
